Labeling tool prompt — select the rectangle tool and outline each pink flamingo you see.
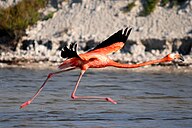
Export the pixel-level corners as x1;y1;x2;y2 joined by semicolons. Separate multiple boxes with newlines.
20;27;184;108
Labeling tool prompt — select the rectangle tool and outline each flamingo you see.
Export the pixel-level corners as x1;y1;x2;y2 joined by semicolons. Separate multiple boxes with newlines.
20;27;184;108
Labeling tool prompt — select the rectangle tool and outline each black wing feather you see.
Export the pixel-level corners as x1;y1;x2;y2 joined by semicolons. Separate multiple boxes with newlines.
61;42;80;59
91;27;132;51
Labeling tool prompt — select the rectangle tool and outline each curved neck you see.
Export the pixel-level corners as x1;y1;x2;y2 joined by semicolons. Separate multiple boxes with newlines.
110;58;167;68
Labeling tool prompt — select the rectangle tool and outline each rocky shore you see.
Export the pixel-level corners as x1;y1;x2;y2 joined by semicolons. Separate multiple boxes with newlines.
0;0;192;68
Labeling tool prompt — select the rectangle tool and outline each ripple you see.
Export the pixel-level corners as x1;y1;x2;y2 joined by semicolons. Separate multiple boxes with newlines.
1;68;192;128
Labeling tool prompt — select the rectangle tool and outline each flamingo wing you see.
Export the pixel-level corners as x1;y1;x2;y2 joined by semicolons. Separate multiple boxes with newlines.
88;27;132;54
60;27;132;61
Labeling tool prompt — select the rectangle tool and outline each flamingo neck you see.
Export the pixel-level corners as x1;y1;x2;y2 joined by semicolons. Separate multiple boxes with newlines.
110;58;167;68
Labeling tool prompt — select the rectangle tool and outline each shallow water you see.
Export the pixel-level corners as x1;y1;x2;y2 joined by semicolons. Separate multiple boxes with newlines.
0;67;192;128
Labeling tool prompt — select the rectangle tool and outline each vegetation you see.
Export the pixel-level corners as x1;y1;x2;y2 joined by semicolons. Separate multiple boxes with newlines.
160;0;187;7
124;0;188;16
160;0;170;6
43;11;55;21
140;0;159;16
0;0;48;50
122;2;136;13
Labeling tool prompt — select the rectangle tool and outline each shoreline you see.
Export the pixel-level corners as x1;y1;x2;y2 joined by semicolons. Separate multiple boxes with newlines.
1;61;192;73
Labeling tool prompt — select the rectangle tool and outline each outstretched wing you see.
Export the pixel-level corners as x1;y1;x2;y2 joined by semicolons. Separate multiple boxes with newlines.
88;27;132;55
60;27;132;61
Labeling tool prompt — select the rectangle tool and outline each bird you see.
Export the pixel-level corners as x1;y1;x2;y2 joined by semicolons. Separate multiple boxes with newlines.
20;27;184;108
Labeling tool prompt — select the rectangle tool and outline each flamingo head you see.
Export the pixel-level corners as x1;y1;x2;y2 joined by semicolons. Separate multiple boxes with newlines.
165;53;184;62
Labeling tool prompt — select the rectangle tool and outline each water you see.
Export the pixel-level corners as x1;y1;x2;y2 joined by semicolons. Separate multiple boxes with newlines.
0;67;192;128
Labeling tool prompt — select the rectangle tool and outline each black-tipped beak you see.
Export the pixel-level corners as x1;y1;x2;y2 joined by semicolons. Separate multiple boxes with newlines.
179;54;184;61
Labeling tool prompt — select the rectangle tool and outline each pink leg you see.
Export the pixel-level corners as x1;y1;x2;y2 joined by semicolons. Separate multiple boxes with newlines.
71;70;117;104
20;67;75;109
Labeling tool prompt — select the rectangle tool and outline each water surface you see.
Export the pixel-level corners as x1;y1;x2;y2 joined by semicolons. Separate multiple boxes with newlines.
0;68;192;128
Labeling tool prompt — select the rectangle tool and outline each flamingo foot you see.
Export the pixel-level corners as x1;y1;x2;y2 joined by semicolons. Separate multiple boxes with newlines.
71;95;117;104
105;97;117;104
20;100;31;109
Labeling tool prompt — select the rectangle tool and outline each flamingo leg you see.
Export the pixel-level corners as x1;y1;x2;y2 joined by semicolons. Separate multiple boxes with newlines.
71;70;117;104
20;67;76;109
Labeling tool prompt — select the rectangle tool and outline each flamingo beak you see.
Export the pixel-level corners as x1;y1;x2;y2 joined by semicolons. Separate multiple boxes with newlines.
178;54;184;61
